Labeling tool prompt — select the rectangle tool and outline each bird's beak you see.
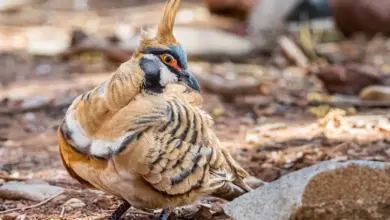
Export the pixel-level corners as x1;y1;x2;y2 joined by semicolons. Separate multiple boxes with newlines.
181;70;201;91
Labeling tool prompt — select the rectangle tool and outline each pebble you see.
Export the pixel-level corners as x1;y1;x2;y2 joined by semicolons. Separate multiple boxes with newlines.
64;198;86;209
245;133;261;145
51;194;68;204
360;85;390;101
22;113;36;122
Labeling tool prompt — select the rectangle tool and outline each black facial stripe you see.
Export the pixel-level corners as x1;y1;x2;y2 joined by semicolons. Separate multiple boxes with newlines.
140;57;163;93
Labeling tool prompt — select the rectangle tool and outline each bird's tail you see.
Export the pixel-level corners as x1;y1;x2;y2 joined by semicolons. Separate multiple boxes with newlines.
212;181;251;201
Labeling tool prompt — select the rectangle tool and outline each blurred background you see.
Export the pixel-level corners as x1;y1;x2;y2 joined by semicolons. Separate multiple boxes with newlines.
2;0;390;219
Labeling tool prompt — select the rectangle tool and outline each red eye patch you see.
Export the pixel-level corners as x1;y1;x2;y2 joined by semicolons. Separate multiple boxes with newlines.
160;54;182;72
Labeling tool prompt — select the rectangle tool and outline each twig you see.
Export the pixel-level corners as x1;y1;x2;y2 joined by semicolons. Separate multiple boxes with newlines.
60;206;65;217
0;191;64;214
278;36;309;68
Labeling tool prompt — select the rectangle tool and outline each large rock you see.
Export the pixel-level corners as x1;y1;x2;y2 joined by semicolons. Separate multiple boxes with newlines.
123;27;254;58
203;0;256;20
330;0;390;36
225;160;390;220
0;180;64;202
313;65;383;95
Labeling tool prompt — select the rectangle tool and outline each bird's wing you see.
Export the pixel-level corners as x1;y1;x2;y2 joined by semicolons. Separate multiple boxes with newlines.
112;96;249;197
57;93;170;191
57;125;108;189
67;59;145;140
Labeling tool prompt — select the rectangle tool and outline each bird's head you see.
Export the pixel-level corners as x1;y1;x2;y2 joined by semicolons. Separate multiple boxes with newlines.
134;0;200;93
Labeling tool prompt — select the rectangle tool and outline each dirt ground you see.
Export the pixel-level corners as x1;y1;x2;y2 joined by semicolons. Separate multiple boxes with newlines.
1;56;390;220
1;1;390;220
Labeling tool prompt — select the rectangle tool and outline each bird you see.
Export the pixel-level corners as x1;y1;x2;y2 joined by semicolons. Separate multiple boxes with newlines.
56;0;252;219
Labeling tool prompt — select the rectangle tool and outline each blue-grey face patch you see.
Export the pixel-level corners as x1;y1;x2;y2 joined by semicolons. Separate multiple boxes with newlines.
140;57;160;77
169;45;188;69
140;57;163;93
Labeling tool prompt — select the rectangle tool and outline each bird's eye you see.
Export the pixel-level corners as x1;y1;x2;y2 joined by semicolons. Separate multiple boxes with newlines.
161;54;173;64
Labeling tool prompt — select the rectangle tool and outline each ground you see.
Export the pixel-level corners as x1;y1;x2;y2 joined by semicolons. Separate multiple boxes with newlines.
1;0;390;219
1;60;389;219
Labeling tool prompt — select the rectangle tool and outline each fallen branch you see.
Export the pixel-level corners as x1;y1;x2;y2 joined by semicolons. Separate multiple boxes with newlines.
0;191;64;214
191;70;262;97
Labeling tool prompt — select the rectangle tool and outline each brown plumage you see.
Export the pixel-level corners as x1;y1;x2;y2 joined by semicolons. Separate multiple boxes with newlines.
57;0;251;219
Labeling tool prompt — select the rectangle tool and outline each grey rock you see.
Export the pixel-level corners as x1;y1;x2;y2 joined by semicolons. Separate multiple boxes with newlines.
0;180;64;201
225;160;390;220
123;27;254;57
0;0;30;12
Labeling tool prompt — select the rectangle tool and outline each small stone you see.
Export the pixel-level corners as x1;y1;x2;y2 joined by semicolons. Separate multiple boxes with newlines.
23;113;36;122
51;194;67;204
360;85;390;101
64;198;86;209
245;134;260;145
284;162;294;169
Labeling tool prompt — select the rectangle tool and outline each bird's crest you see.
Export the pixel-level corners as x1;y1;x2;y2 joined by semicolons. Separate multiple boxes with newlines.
137;0;180;53
156;0;180;45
